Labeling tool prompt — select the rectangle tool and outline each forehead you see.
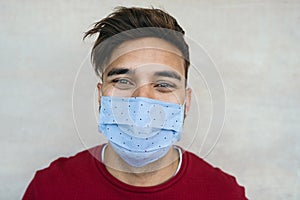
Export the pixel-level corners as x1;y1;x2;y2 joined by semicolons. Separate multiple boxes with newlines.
104;37;185;76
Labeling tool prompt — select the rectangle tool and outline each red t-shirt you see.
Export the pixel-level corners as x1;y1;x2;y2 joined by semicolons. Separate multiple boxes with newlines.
23;145;247;199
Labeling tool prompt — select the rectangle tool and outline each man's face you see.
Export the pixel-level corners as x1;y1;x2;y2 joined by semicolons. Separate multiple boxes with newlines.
98;37;191;111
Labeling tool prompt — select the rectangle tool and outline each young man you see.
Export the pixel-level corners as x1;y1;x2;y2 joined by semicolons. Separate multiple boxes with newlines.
23;7;247;199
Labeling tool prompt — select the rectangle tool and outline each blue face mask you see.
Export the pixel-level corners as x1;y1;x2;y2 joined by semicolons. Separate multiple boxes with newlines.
98;96;184;168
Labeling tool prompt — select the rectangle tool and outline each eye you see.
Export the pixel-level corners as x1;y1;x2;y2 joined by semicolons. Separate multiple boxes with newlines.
113;78;130;84
154;81;176;92
112;78;134;89
156;82;173;88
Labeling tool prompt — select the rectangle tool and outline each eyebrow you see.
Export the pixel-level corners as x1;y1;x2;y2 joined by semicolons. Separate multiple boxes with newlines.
154;71;182;81
106;68;132;77
106;67;182;82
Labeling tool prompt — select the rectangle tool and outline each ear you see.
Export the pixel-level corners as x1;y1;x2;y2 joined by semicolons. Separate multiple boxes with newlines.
184;88;192;117
97;83;102;105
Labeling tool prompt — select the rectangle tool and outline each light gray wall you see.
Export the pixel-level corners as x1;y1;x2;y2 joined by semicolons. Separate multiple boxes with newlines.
1;0;299;199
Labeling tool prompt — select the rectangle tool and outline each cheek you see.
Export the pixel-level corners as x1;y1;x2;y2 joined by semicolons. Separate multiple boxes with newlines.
155;90;185;104
102;86;134;97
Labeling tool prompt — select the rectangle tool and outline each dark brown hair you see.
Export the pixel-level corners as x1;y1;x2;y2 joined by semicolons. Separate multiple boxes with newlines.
84;6;190;80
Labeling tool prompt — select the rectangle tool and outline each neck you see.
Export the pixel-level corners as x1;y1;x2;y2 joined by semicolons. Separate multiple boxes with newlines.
103;144;179;187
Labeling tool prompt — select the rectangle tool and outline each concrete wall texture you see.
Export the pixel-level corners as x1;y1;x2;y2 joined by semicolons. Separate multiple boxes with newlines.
0;0;299;199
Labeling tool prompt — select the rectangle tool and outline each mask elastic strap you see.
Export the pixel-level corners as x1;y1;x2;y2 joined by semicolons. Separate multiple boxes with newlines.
98;88;103;112
182;95;188;118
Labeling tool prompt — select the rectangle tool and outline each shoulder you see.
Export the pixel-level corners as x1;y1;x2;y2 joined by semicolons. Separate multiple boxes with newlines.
181;150;247;199
37;145;101;176
183;150;237;180
23;145;103;198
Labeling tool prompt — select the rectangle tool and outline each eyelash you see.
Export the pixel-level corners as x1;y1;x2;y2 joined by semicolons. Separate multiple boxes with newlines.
112;78;132;85
155;82;174;88
154;82;177;93
111;78;135;90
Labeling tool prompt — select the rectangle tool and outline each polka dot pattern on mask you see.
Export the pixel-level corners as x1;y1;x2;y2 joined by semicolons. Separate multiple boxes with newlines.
98;96;184;152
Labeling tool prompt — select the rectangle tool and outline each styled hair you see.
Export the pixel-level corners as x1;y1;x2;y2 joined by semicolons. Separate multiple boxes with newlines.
84;6;190;80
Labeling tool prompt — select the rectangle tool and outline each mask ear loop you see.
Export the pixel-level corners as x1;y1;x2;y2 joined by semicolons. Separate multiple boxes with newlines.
98;87;103;112
183;84;190;118
183;99;187;119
